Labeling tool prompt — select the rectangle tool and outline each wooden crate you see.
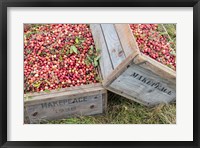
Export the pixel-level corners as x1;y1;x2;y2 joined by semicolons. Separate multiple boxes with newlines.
90;24;176;106
24;83;107;124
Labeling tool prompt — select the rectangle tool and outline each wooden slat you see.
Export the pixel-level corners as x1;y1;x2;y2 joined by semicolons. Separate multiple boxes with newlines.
24;83;102;98
24;107;30;124
102;92;108;112
25;86;106;105
108;63;176;106
102;52;139;86
133;54;176;82
25;93;103;124
90;24;113;79
24;84;107;123
114;24;140;57
101;24;126;68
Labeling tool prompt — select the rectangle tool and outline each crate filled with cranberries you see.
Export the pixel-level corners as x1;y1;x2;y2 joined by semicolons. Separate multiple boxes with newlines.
24;24;107;124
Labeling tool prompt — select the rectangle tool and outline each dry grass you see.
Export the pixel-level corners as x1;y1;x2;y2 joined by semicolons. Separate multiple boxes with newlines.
44;92;176;124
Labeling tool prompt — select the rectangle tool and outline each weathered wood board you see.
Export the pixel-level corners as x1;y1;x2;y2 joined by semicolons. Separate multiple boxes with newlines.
90;24;176;106
101;24;126;68
133;54;176;82
24;84;107;124
114;24;139;57
24;107;30;124
107;62;176;106
90;24;114;79
26;94;103;123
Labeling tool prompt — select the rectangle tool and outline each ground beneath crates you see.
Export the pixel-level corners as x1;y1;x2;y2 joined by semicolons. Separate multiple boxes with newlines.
41;93;176;124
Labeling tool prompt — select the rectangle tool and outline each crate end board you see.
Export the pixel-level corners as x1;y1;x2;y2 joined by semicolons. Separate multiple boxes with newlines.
24;84;107;124
106;86;175;107
90;24;139;80
134;54;176;81
90;24;114;79
24;83;103;98
107;63;176;106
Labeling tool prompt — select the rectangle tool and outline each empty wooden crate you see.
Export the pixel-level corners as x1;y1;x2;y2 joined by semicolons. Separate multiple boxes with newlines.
90;24;176;106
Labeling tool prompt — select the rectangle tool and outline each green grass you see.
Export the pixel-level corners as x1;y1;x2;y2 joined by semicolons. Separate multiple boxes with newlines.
44;92;176;124
158;24;176;50
163;24;176;40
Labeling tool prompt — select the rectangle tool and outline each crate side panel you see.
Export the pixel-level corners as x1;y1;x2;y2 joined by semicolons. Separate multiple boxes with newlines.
24;107;30;124
25;85;106;104
102;91;107;112
24;83;103;97
109;64;176;106
133;54;176;81
25;93;103;123
114;24;140;57
101;24;126;68
90;24;113;79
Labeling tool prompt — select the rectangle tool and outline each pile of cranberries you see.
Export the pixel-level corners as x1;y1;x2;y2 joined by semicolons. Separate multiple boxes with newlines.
24;24;100;93
129;24;176;70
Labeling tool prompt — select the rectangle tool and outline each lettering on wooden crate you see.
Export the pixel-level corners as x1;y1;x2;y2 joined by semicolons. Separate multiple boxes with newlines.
52;106;77;114
41;97;88;109
130;72;172;95
25;94;103;123
109;64;176;105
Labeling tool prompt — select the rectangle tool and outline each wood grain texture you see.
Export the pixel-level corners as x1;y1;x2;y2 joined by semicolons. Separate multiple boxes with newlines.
133;54;176;83
102;52;138;86
114;24;140;57
24;84;107;123
25;93;103;124
24;107;30;124
101;24;126;68
109;63;176;106
25;85;106;105
24;83;103;98
102;92;108;112
90;24;113;79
